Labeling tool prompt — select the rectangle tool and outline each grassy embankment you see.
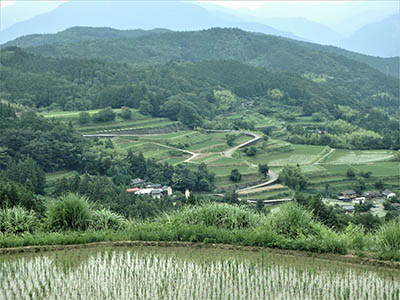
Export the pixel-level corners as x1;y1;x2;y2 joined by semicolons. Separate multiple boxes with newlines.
1;201;399;262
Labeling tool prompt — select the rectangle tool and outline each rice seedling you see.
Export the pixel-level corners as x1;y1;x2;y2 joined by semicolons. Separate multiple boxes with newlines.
1;246;399;300
0;248;400;300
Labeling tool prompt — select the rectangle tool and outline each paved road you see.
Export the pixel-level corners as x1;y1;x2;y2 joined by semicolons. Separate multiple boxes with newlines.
83;129;280;192
223;132;261;157
246;198;292;204
237;170;279;193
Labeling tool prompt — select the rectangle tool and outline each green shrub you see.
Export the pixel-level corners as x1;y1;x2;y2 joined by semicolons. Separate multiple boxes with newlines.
343;223;366;251
159;202;263;230
268;202;317;239
90;209;128;231
376;220;400;251
46;193;92;231
0;206;40;234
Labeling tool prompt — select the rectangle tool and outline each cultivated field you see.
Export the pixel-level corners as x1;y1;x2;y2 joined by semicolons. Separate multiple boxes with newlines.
40;109;178;133
2;246;399;300
41;110;399;197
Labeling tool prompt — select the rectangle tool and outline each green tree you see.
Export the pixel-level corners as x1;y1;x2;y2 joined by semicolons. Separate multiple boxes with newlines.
178;105;202;128
223;190;239;204
244;146;257;157
280;165;307;191
138;100;153;115
256;199;264;212
226;134;236;147
230;169;242;182
346;168;355;178
374;178;384;190
213;89;237;113
78;112;91;124
354;178;366;194
258;164;269;177
93;107;116;122
119;106;132;119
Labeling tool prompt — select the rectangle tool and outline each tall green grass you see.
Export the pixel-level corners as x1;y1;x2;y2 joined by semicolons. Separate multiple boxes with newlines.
0;201;399;260
158;202;263;230
46;193;92;231
0;207;39;234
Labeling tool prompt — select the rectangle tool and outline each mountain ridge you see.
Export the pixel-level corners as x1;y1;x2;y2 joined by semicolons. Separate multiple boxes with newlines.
0;1;304;44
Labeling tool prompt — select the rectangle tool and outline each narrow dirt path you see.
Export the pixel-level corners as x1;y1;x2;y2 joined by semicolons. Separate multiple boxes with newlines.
315;148;335;164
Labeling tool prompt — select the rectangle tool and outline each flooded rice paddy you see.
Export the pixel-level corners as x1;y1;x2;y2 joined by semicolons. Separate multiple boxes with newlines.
1;246;399;300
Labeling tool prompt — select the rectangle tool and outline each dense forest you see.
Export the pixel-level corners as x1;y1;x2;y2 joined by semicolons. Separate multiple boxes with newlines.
0;102;215;217
1;44;398;148
3;26;398;78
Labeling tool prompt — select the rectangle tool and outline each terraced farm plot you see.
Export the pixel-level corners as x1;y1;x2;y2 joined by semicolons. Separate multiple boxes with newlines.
122;142;185;161
247;144;327;166
41;109;122;121
208;165;257;177
228;112;284;129
40;109;179;133
323;149;395;165
321;162;400;177
300;164;327;174
208;156;249;166
78;118;178;133
45;170;77;182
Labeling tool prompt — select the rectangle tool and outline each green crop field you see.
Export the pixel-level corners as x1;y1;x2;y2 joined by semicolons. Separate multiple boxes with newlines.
2;246;398;300
45;170;77;182
247;144;327;166
209;165;257;177
40;109;178;133
41;116;398;194
323;149;395;165
321;162;399;177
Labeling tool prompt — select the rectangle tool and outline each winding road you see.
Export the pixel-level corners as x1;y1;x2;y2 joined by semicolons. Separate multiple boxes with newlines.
83;129;278;193
223;132;261;157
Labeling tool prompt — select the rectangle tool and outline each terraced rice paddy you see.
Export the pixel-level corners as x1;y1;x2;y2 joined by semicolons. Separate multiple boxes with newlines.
247;144;327;166
323;149;395;165
1;246;399;300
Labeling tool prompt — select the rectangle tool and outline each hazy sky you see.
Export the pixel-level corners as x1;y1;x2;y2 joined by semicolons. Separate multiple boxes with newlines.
200;1;398;24
1;0;398;29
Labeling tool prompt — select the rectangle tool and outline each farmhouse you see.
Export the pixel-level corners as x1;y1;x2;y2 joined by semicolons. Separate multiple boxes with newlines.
338;190;356;201
382;189;396;199
353;197;365;204
131;178;146;187
363;191;381;199
342;205;354;213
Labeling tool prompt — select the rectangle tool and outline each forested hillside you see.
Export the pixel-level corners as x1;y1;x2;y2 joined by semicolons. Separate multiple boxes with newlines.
1;45;398;150
1;46;397;118
3;26;398;78
1;27;172;48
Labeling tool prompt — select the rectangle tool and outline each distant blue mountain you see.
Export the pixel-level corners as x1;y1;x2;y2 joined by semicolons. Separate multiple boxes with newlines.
340;14;400;57
0;1;304;44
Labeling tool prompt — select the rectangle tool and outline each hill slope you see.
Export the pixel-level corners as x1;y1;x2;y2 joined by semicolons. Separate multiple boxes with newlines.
4;26;397;78
0;46;397;114
1;27;172;48
16;28;398;98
